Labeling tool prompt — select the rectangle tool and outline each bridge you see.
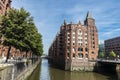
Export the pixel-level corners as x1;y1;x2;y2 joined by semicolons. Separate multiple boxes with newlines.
96;58;120;71
97;59;120;64
41;55;48;59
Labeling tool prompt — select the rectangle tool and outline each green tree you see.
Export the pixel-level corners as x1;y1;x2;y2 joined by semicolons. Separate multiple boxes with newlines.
109;50;116;58
1;8;43;62
100;52;105;58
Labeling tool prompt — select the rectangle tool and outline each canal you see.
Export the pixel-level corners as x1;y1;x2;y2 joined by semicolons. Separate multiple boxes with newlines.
28;59;120;80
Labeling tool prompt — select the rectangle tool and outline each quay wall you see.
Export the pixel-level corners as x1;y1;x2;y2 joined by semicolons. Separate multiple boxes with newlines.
49;58;97;71
0;58;41;80
0;64;13;80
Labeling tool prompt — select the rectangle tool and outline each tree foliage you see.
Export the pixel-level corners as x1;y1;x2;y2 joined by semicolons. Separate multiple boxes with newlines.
109;50;116;58
100;52;104;58
1;8;43;58
99;43;105;53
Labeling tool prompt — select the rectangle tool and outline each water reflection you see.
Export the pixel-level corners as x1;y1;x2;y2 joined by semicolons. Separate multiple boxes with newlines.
28;59;120;80
48;65;117;80
40;59;50;80
27;63;40;80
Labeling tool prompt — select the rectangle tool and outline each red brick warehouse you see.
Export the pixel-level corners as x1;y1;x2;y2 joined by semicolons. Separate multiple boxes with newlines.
49;12;99;71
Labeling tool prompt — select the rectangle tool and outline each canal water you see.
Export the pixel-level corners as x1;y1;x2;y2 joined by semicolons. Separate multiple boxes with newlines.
28;59;120;80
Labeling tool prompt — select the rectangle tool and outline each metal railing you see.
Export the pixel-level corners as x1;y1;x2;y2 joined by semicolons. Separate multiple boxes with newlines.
97;58;120;63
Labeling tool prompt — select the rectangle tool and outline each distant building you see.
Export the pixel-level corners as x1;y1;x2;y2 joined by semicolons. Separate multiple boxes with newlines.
48;12;99;71
105;36;120;58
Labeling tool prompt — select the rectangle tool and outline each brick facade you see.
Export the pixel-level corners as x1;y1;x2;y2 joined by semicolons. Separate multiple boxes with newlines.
48;12;99;71
0;0;11;15
0;45;32;59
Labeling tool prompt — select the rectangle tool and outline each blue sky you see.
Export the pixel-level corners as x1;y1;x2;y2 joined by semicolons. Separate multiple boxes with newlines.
12;0;120;54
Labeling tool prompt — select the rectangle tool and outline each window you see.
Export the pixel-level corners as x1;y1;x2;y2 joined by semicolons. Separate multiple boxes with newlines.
85;54;88;58
67;32;70;34
78;47;83;51
67;36;70;39
81;43;82;46
68;34;70;37
85;40;87;43
67;48;70;52
78;39;80;41
85;48;88;52
67;53;69;57
78;43;81;46
68;43;70;46
0;6;2;10
92;52;94;54
3;0;5;3
78;53;83;58
78;29;82;35
78;43;82;46
78;30;81;33
91;30;94;32
68;38;70;41
73;43;75;45
73;53;75;57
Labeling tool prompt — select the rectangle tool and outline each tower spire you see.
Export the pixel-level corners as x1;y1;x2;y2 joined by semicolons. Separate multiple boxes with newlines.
86;11;93;19
84;11;95;26
64;19;67;25
78;20;81;25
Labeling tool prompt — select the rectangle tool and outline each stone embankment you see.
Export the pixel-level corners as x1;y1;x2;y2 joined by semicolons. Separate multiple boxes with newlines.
0;58;41;80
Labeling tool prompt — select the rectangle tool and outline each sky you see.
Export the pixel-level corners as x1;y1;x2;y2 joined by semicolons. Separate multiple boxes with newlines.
12;0;120;54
